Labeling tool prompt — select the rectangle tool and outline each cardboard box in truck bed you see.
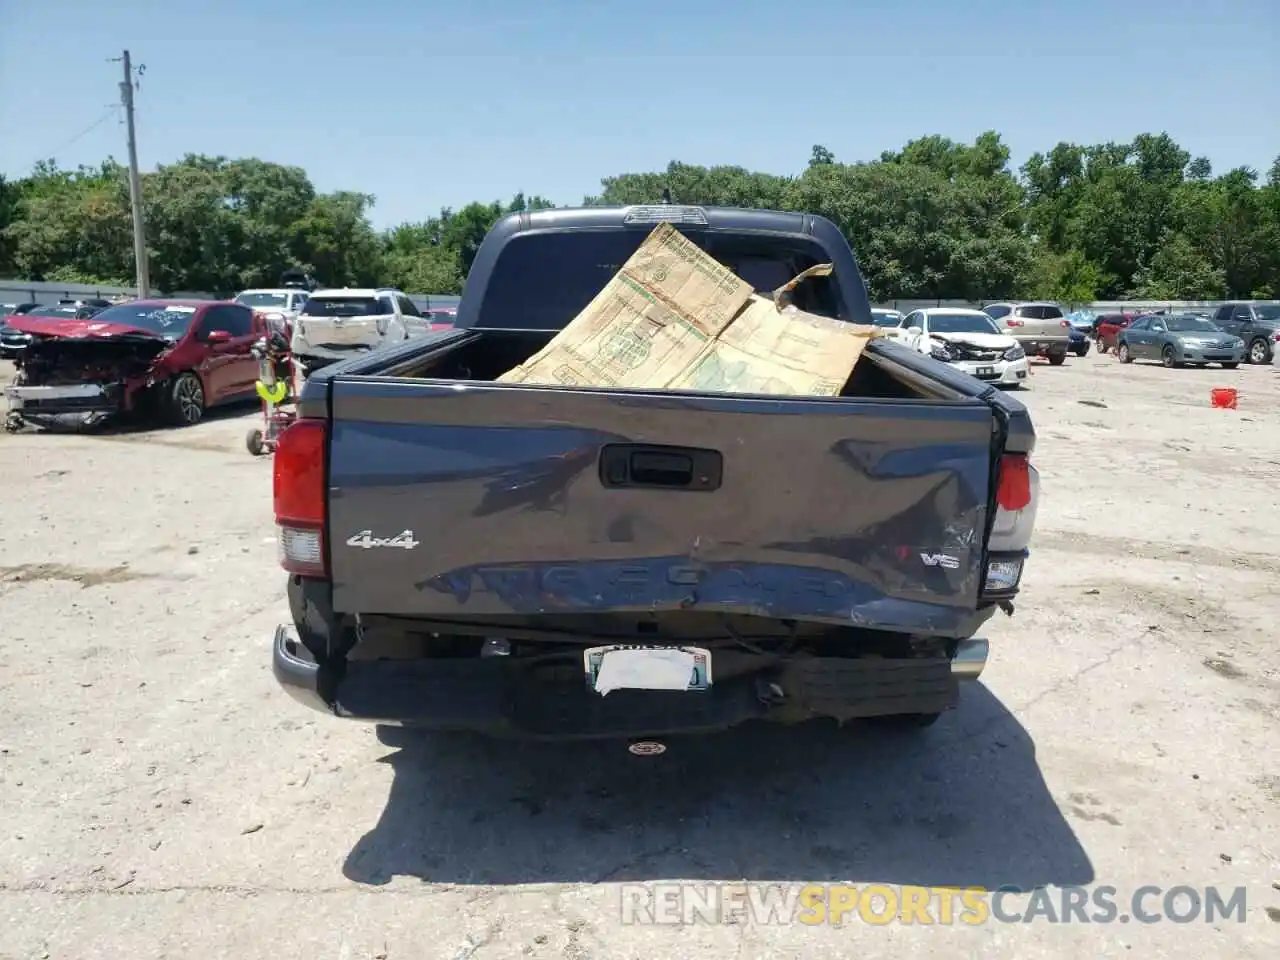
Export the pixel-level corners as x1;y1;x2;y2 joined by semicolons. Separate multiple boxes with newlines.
496;222;882;395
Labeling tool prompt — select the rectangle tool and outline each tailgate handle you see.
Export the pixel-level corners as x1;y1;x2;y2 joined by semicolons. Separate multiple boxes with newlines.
599;444;722;491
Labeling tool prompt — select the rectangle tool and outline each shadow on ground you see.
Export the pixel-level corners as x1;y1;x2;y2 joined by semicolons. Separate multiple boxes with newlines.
343;683;1092;891
9;397;257;436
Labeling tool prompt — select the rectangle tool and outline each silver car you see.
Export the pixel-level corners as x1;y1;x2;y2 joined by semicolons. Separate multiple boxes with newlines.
1116;314;1244;368
982;301;1071;365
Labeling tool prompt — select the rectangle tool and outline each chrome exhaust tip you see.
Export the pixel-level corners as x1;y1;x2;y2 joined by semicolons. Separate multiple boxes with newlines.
951;638;989;680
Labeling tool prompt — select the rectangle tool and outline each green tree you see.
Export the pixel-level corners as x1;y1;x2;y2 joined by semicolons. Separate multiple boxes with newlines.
4;161;133;283
809;145;835;168
1027;248;1110;303
1130;233;1224;299
0;174;21;276
3;134;1277;300
290;191;382;288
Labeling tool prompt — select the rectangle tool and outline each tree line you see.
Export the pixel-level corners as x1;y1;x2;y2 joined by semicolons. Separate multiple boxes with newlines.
1;131;1277;302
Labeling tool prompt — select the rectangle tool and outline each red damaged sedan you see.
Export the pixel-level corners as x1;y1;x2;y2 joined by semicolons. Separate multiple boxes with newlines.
3;299;262;431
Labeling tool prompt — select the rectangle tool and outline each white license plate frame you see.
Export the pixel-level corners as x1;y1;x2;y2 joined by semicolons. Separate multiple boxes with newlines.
583;645;712;694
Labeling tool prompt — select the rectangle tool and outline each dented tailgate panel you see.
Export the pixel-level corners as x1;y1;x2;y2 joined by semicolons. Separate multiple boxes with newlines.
326;379;996;635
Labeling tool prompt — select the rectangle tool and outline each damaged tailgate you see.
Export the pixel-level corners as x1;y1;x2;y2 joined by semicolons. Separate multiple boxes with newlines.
326;378;1000;636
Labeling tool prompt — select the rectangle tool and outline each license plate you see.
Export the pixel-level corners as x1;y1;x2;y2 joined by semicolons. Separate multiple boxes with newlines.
584;645;711;695
976;366;995;378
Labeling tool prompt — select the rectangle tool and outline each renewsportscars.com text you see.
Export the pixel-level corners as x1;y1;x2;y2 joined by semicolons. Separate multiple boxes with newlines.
619;883;1249;926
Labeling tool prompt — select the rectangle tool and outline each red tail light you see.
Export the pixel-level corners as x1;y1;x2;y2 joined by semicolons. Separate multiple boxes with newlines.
1007;318;1024;327
273;419;327;575
1060;320;1071;328
996;453;1031;511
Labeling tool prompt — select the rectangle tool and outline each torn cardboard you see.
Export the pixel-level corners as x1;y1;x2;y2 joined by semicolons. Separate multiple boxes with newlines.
497;222;883;396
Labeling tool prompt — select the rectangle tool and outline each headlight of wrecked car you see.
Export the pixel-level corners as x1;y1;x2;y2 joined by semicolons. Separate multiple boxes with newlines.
929;342;952;362
1003;344;1025;361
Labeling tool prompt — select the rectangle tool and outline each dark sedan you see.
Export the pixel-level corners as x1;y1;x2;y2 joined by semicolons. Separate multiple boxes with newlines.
1068;326;1091;357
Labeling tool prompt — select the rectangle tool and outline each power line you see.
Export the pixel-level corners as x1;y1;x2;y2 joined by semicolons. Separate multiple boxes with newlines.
18;107;121;171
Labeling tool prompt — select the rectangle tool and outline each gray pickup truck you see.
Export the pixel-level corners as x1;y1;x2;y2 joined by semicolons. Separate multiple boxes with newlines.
270;205;1041;743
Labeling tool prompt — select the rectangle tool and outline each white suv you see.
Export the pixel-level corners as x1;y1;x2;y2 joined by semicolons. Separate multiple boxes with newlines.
291;288;425;367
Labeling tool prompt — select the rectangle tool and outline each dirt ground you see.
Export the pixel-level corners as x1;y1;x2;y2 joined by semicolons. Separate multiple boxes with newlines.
1;351;1278;959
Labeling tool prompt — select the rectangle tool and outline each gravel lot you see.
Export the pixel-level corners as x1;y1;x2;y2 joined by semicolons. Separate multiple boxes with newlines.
2;352;1278;959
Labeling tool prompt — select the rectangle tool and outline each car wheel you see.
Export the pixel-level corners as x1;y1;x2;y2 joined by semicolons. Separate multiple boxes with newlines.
1073;343;1090;357
1221;361;1239;369
1248;338;1270;364
245;427;266;456
1118;342;1133;363
1047;351;1066;366
1098;341;1110;354
166;372;205;426
1161;345;1179;368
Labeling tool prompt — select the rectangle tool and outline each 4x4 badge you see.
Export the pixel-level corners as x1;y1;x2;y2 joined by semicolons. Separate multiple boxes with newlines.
346;530;420;550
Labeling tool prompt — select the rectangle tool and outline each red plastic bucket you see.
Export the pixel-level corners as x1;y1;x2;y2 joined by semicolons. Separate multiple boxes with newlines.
1210;388;1238;410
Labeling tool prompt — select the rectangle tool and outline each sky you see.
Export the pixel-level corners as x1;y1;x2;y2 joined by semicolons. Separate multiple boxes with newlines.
1;0;1277;229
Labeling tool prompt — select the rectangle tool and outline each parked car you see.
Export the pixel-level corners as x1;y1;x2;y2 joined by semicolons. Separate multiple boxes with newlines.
233;287;311;337
1116;313;1244;368
1066;309;1096;333
0;301;109;359
1210;302;1280;364
1094;313;1136;353
290;287;424;376
269;204;1041;739
888;307;1029;387
0;303;40;358
981;302;1071;365
59;297;111;312
1068;326;1090;357
425;308;457;331
0;321;23;359
869;308;903;328
3;299;264;431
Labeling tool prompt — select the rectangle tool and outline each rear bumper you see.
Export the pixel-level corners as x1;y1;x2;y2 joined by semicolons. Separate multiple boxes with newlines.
272;625;989;739
1017;337;1069;356
291;331;379;361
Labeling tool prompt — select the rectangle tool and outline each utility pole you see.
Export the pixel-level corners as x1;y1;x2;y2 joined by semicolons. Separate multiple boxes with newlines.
118;50;149;298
